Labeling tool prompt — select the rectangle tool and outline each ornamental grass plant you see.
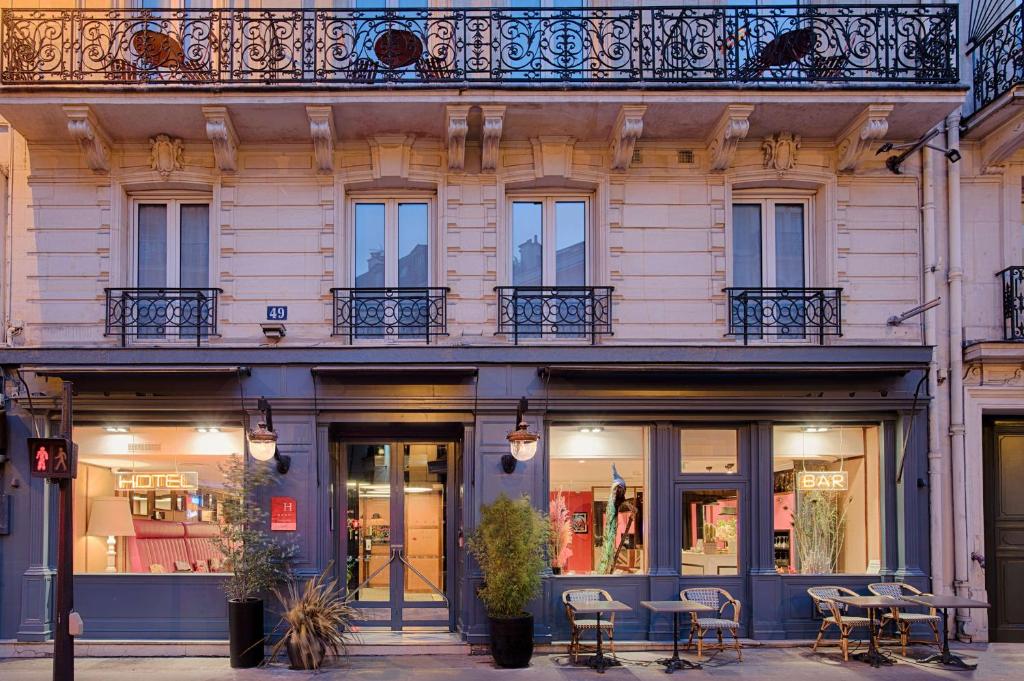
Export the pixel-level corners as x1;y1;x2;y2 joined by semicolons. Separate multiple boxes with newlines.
268;564;354;670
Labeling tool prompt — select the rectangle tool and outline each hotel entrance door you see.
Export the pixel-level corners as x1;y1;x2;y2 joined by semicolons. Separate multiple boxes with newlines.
341;441;452;631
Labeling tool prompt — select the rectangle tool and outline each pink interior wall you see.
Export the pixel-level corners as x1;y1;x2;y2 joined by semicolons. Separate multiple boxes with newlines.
550;491;594;573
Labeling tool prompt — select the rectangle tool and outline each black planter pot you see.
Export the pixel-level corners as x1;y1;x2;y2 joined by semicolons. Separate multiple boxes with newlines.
228;598;265;669
488;613;534;668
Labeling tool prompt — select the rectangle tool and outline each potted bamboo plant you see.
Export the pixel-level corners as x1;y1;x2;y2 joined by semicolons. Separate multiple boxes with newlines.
468;494;549;668
213;455;294;669
269;564;354;670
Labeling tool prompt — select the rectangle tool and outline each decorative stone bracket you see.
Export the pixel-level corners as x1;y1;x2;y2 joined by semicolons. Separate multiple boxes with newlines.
480;105;505;172
609;105;646;171
446;105;470;172
63;105;111;174
306;105;336;175
835;104;893;173
707;105;754;172
202;106;238;173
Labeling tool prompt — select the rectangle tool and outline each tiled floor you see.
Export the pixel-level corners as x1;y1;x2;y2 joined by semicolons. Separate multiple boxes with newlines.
1;644;1022;680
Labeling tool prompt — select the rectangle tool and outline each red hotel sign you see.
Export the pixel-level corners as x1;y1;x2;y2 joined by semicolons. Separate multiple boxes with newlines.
271;496;297;532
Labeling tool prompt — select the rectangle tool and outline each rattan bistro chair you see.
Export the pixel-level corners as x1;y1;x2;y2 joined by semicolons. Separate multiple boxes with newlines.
868;582;941;655
562;589;616;664
807;586;873;662
680;587;742;661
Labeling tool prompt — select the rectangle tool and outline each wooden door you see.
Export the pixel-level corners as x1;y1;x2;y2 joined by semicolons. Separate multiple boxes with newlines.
984;420;1024;642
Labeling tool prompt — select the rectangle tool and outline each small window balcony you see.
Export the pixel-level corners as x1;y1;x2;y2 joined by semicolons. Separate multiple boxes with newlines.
999;267;1024;341
495;286;613;345
332;287;449;344
725;287;842;345
105;288;221;347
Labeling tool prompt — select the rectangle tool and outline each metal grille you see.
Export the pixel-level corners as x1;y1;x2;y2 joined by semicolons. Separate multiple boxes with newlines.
104;288;221;347
495;286;613;345
969;6;1024;113
332;287;449;344
725;287;842;345
0;6;958;87
999;266;1024;341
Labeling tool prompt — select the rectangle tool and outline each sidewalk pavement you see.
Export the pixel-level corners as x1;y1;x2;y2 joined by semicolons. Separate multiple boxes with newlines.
0;644;1022;681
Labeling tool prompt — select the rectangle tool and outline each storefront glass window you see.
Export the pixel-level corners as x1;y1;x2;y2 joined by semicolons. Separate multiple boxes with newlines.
73;425;241;574
548;425;648;575
681;428;739;473
681;490;740;576
772;424;882;575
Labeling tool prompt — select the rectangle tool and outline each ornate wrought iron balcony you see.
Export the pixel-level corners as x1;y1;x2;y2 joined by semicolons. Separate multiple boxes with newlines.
999;267;1024;341
105;288;221;347
969;7;1023;114
725;287;842;345
332;287;449;343
496;286;613;345
0;5;957;87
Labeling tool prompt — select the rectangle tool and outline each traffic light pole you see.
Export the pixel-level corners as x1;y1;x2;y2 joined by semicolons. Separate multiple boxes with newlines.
53;381;74;681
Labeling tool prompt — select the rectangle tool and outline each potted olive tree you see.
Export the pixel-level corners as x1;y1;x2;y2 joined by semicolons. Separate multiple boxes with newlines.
213;455;294;669
468;494;549;668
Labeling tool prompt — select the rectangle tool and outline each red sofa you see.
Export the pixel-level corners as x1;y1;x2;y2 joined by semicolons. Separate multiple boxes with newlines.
127;519;224;573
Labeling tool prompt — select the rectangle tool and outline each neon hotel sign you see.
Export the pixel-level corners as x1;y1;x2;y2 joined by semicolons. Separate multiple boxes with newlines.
115;471;199;491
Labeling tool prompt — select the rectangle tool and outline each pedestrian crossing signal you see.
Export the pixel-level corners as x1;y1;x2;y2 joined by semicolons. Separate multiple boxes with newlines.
27;438;75;480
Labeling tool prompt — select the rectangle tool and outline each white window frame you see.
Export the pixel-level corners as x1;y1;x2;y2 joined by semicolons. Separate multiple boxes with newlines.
728;192;813;289
349;194;435;288
128;194;212;289
506;193;591;287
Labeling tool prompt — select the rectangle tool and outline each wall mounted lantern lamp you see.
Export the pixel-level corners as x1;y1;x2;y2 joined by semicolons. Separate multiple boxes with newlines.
502;396;539;474
248;396;290;474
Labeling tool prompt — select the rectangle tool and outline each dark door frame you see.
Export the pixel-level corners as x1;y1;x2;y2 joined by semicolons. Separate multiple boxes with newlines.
983;417;1024;643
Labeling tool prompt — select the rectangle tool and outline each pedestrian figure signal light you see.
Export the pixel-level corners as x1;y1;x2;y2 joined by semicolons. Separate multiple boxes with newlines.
27;437;76;480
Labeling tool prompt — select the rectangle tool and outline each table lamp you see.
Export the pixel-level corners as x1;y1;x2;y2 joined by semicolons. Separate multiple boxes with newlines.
87;496;136;573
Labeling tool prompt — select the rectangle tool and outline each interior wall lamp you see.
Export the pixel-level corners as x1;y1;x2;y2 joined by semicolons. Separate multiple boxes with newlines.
247;396;290;474
502;396;540;474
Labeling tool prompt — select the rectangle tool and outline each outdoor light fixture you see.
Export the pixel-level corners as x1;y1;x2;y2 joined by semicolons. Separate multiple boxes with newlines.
503;396;539;474
247;396;290;474
878;126;961;175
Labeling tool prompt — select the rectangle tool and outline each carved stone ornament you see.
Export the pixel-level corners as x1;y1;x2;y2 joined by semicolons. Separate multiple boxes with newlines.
835;104;892;173
707;104;753;172
610;105;646;171
763;132;801;172
201;106;238;173
480;105;505;172
149;135;184;180
446;105;470;172
63;105;111;174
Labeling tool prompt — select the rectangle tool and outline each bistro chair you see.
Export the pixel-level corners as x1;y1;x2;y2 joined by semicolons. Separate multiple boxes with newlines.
807;586;872;662
680;587;742;661
868;582;941;656
562;589;616;664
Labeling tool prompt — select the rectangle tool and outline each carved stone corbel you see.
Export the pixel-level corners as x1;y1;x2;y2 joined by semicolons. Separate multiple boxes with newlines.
63;105;111;173
980;111;1024;174
201;106;238;173
835;104;893;173
446;105;470;172
609;105;646;171
707;104;754;172
480;105;505;172
306;105;336;175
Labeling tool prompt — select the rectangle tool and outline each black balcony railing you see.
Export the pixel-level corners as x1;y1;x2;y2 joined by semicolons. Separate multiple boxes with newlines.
969;7;1024;114
999;266;1024;341
332;287;449;343
105;287;221;347
0;5;957;87
726;287;842;345
496;286;613;345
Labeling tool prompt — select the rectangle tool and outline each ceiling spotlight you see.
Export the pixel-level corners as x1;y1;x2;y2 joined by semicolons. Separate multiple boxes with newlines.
802;426;830;433
579;427;592;433
196;426;221;433
104;426;129;433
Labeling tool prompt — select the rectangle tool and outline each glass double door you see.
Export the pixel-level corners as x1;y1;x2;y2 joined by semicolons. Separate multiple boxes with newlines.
343;442;451;630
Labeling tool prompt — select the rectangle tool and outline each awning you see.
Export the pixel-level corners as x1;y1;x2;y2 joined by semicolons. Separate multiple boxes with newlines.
539;361;925;380
311;364;477;379
25;365;250;378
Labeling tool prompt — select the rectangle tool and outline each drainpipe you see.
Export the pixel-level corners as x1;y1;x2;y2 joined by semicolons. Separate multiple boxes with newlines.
922;144;948;596
945;112;971;636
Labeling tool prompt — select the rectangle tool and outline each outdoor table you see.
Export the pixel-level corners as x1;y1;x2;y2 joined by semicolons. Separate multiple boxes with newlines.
903;595;990;669
833;595;916;668
568;600;633;673
641;600;714;673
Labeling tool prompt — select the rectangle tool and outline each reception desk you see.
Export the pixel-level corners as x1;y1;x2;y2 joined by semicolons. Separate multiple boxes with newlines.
681;550;738;576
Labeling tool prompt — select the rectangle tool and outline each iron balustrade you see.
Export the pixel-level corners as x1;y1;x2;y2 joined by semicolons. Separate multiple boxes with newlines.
495;286;613;345
725;287;842;345
332;287;449;343
999;266;1024;341
104;287;221;347
969;6;1024;114
0;5;958;87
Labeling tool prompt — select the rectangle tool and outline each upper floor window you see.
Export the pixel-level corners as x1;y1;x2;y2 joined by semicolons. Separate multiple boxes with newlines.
353;199;430;289
731;198;808;291
510;197;587;287
134;199;210;290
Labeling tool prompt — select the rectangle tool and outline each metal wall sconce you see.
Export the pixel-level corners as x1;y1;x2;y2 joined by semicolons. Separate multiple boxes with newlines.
247;396;290;474
502;396;539;474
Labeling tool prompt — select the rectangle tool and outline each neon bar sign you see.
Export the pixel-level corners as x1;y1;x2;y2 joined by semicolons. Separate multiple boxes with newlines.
115;471;199;491
796;471;849;491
